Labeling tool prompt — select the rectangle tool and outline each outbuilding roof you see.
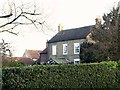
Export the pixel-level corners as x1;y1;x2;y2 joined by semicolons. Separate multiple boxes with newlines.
23;50;42;59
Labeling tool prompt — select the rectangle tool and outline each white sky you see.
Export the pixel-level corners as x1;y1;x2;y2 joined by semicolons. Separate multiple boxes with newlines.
0;0;119;56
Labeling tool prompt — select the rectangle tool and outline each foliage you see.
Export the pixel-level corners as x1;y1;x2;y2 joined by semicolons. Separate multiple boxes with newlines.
2;57;11;67
8;61;26;67
88;7;120;61
2;61;120;89
80;42;98;63
80;41;119;62
100;61;119;68
2;57;26;67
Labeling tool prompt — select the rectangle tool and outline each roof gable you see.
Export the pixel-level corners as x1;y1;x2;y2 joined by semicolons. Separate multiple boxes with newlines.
40;48;48;54
23;50;42;59
48;25;93;43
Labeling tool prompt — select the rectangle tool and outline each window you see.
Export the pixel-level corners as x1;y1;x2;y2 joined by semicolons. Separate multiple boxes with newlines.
74;43;80;54
63;44;68;55
74;59;80;64
52;45;57;55
33;59;37;61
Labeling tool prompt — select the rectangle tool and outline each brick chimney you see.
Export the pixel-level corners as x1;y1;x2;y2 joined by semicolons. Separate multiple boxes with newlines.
58;24;64;32
46;40;48;48
95;16;101;24
95;16;102;28
118;1;120;14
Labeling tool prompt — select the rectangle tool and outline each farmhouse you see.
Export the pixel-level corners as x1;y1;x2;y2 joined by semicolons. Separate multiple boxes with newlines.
38;24;95;64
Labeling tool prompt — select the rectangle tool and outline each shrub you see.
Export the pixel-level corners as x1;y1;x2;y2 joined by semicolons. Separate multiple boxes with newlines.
2;57;27;67
100;61;119;68
8;61;26;67
2;62;120;89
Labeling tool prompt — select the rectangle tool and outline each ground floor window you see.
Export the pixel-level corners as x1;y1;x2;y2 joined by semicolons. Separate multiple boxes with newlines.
74;59;80;64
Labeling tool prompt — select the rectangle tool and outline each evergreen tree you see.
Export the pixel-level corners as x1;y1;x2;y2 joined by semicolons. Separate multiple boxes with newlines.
91;7;120;61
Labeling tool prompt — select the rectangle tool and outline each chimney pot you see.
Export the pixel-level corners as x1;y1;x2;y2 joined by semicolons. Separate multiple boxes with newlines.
58;24;64;32
46;40;48;48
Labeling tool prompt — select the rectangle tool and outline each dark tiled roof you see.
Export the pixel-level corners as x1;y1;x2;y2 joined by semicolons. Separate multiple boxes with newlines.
40;48;48;54
48;25;93;43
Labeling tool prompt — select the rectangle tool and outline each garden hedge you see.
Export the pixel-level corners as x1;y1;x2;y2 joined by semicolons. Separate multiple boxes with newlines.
2;61;120;89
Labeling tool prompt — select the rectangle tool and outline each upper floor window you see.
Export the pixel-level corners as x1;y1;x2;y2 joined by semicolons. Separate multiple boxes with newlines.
74;43;80;54
63;44;68;55
52;45;57;55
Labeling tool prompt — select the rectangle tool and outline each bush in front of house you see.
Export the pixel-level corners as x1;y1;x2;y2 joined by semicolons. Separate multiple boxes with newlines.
2;60;27;67
2;61;120;89
8;60;27;67
2;57;27;67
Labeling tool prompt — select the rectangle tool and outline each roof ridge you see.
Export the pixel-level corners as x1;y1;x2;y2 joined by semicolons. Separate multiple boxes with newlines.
26;49;42;51
61;25;93;31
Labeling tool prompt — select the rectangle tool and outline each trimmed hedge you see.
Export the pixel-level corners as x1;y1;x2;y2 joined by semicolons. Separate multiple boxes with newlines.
2;61;120;89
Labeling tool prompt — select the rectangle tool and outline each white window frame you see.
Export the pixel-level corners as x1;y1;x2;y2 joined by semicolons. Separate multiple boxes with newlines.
63;44;68;55
74;59;80;64
74;43;80;54
52;45;57;55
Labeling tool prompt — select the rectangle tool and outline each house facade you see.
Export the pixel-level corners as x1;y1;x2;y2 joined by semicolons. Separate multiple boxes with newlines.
48;39;86;64
46;25;93;64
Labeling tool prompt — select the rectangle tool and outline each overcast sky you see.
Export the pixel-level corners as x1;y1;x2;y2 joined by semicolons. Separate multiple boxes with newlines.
0;0;119;56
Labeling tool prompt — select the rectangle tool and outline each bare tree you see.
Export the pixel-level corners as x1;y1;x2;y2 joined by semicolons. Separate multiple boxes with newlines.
0;39;11;57
0;39;12;67
0;1;46;35
0;1;49;67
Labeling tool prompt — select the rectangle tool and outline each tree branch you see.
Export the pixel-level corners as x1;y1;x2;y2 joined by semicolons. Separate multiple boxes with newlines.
22;15;38;28
0;13;13;18
22;12;41;15
0;2;46;35
0;30;18;35
0;25;19;35
0;13;22;28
